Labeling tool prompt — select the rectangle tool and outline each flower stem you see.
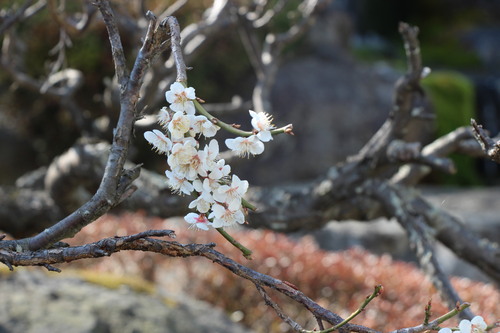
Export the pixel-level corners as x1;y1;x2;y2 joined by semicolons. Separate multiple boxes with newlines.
242;198;257;211
434;303;471;328
331;285;383;331
424;299;432;326
216;227;253;260
301;285;383;333
194;100;293;138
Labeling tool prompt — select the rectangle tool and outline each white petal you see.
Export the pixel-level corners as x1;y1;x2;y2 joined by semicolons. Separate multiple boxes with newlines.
169;82;185;93
438;328;452;333
249;137;265;155
459;320;472;333
184;101;196;115
196;222;210;230
470;316;487;329
227;198;242;211
184;212;199;224
144;130;172;153
165;91;175;104
211;203;226;218
184;87;196;99
225;137;240;151
257;130;273;142
169;102;185;113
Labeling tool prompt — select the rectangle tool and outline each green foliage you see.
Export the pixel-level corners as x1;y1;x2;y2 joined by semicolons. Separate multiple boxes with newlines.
66;34;106;73
422;71;482;186
421;40;481;70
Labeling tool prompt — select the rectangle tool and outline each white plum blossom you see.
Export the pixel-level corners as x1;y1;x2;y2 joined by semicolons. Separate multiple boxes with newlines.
249;110;275;142
165;82;196;114
188;190;214;214
185;149;209;178
208;159;230;182
459;316;488;333
143;129;172;154
157;107;172;130
168;140;198;167
225;135;264;157
190;115;219;137
209;203;245;228
184;213;211;230
439;316;489;333
165;170;194;195
168;147;208;181
213;174;249;211
203;139;220;167
145;84;288;232
168;112;191;139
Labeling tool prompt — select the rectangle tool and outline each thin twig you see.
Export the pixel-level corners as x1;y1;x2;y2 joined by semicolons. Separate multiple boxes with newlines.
215;228;253;259
254;283;305;332
303;285;383;333
160;16;186;82
0;0;36;35
390;303;471;333
194;99;293;137
423;299;432;326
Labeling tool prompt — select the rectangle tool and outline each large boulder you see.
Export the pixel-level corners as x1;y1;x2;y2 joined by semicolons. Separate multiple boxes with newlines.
238;55;398;185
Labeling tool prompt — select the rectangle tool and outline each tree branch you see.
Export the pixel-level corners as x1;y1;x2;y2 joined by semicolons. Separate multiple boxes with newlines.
0;7;173;251
363;180;474;320
471;119;500;164
0;230;373;333
96;0;129;91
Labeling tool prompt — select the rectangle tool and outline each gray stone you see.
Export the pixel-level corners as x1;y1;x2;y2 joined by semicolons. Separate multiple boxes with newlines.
0;270;251;333
245;54;399;185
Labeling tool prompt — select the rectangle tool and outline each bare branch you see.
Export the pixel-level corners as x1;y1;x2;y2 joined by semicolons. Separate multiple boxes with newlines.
1;232;384;333
386;140;455;174
471;119;500;164
389;303;471;333
0;0;44;35
160;16;186;82
254;283;305;332
96;0;129;91
5;8;173;251
399;22;422;83
364;180;474;320
47;0;96;35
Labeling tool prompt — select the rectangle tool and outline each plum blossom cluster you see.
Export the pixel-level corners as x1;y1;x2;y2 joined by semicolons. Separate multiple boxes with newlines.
144;82;262;231
438;316;489;333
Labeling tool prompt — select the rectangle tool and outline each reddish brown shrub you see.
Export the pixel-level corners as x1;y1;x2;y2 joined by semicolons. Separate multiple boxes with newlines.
67;212;500;332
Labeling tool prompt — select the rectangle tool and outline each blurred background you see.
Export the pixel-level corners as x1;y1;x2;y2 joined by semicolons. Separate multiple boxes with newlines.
1;0;500;187
1;1;500;332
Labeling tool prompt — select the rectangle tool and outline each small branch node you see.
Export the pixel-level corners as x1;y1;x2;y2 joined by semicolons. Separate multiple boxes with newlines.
40;263;62;273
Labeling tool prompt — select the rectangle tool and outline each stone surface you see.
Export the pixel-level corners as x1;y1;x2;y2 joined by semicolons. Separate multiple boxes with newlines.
235;53;399;186
0;270;252;333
